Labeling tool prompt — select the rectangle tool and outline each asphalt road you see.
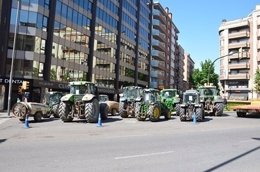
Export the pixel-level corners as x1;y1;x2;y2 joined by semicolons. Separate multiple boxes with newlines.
0;112;260;172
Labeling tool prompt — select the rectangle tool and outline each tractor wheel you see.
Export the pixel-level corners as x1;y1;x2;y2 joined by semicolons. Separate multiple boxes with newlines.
100;103;108;120
119;103;128;118
237;112;246;117
164;109;171;120
12;103;28;120
175;104;180;116
85;98;99;123
136;103;146;121
111;108;117;116
179;107;186;121
52;104;60;118
59;102;73;122
214;103;224;116
195;108;203;122
34;112;42;122
149;105;161;122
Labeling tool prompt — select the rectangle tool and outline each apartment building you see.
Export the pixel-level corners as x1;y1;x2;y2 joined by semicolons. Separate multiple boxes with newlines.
174;44;184;92
183;53;194;90
219;5;260;100
0;0;152;110
150;2;179;89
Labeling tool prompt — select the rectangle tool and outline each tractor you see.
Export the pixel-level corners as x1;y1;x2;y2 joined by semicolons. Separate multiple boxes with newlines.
160;89;180;115
178;89;204;122
135;88;171;122
58;81;108;123
119;86;143;118
198;83;225;116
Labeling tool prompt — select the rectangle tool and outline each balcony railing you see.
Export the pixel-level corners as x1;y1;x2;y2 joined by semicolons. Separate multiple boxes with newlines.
228;42;249;49
228;31;249;39
228;73;249;79
229;63;250;69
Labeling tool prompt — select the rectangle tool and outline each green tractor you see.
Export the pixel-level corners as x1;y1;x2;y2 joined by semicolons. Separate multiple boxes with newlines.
198;84;225;116
119;86;143;118
58;81;108;123
135;88;171;122
160;89;180;115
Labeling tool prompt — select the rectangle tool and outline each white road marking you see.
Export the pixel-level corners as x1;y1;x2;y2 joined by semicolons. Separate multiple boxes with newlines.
114;151;174;160
0;118;10;125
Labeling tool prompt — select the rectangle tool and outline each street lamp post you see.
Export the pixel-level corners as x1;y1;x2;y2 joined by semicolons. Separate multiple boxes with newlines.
207;48;245;85
7;0;20;116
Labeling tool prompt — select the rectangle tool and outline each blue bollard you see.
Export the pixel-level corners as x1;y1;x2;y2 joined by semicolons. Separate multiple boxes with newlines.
97;113;102;127
24;113;30;128
192;113;197;124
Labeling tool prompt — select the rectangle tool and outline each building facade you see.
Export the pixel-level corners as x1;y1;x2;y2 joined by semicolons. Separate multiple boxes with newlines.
0;0;152;110
150;2;179;90
219;5;260;100
183;53;194;90
174;44;184;92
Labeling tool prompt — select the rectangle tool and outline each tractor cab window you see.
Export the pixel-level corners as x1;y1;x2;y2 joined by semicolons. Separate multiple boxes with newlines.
70;85;88;94
184;94;197;103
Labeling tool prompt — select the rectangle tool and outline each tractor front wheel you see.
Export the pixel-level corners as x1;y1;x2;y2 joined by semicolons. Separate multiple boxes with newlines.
149;105;161;122
59;102;73;122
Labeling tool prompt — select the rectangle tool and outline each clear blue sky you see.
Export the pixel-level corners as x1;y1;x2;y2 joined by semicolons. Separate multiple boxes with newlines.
159;0;260;73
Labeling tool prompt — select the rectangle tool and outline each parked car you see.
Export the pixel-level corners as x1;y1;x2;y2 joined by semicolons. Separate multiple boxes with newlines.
99;94;119;116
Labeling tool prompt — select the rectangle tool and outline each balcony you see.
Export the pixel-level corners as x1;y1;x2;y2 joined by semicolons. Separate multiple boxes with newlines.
150;70;159;78
228;31;250;39
150;81;158;88
153;29;166;41
152;50;165;61
228;73;249;80
152;40;165;51
229;52;250;59
153;19;166;33
229;63;250;69
151;60;165;70
153;10;167;24
228;42;249;49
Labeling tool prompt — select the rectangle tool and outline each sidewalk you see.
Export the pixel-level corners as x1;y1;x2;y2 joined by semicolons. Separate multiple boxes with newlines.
0;111;12;118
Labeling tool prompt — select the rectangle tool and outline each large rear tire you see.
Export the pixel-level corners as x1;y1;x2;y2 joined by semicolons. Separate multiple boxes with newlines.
195;108;203;122
214;103;224;116
136;103;146;121
179;107;186;121
175;104;180;116
52;104;60;118
59;102;73;122
12;103;28;120
85;99;99;123
149;105;161;122
119;102;128;118
34;112;42;122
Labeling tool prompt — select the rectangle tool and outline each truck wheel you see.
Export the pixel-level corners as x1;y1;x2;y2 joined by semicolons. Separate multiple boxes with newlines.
149;105;161;122
59;102;73;122
214;103;224;116
237;112;246;117
111;108;117;116
179;107;186;121
119;103;128;118
195;108;203;122
34;112;42;122
85;98;99;123
12;103;28;119
136;103;146;121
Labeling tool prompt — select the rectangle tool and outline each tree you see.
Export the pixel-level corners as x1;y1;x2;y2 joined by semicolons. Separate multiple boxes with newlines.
192;59;219;89
254;68;260;94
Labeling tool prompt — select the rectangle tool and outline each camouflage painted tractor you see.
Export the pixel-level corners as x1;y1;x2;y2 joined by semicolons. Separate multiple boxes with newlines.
135;88;171;122
58;81;108;123
178;89;205;122
119;86;143;118
160;89;180;115
198;84;225;116
43;92;64;118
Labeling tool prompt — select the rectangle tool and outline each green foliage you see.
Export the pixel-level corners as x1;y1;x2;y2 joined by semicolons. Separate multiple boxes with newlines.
192;59;219;89
254;68;260;93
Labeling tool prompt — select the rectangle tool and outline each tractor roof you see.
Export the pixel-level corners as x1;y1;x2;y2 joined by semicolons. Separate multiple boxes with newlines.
161;89;177;92
144;88;159;93
184;89;199;94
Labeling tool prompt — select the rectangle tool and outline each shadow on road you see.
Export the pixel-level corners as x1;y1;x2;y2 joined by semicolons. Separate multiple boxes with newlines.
0;139;7;144
252;137;260;141
29;117;60;123
102;117;123;123
204;145;260;172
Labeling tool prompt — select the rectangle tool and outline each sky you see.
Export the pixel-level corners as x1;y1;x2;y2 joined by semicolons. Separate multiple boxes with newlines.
159;0;260;73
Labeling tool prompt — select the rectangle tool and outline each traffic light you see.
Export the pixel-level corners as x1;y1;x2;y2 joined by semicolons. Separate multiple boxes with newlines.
21;81;30;90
